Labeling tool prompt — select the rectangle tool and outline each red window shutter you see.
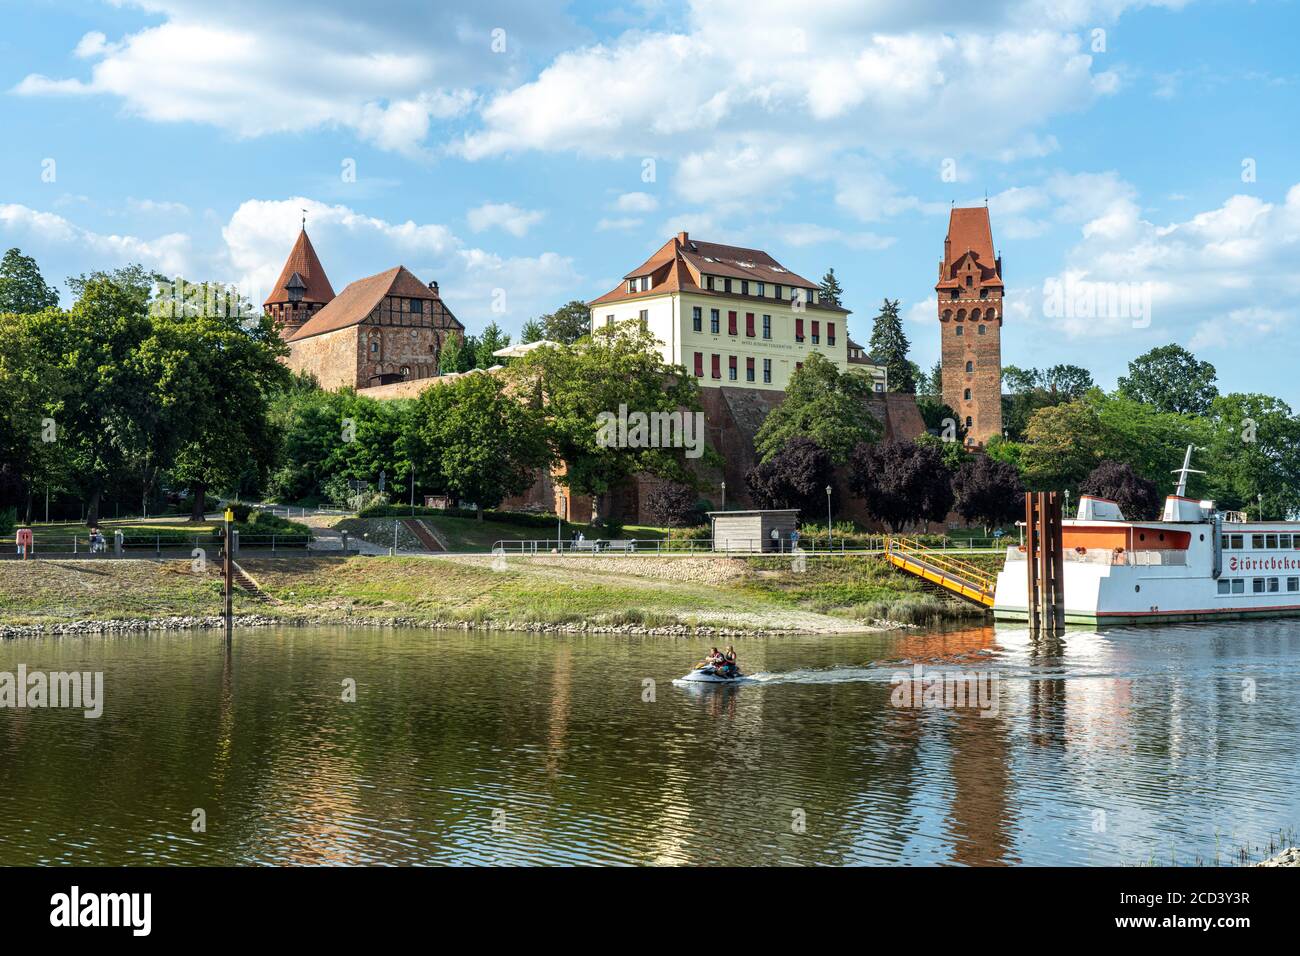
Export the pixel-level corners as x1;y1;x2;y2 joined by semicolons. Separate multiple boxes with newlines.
694;352;703;377
828;322;836;344
812;320;819;339
745;312;755;336
728;311;738;335
729;355;737;372
746;357;755;375
796;361;803;371
795;318;804;340
711;354;721;378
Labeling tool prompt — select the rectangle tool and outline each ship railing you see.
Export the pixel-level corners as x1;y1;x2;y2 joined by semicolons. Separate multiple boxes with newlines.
1006;546;1187;566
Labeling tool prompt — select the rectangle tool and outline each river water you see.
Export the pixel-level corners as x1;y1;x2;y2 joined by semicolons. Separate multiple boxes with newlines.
0;622;1296;866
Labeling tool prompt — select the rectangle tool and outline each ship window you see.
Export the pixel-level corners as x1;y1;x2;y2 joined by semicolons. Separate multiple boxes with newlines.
1138;532;1146;542
1231;535;1244;549
1253;578;1266;593
1266;534;1278;549
1269;577;1280;592
1281;534;1292;548
1289;577;1299;592
1252;534;1264;549
1218;579;1231;595
1220;535;1229;550
1232;578;1245;594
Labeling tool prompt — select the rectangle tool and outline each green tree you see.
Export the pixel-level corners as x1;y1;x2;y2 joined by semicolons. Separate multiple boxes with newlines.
520;318;545;344
754;351;882;464
539;300;592;345
1019;400;1107;491
439;333;478;374
867;298;914;393
475;321;511;367
0;248;59;314
1118;344;1218;415
1202;393;1300;516
818;268;844;307
408;372;549;519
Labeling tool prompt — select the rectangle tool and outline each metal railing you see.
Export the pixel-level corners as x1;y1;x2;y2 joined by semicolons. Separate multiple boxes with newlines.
4;532;315;559
490;537;857;555
1005;546;1189;567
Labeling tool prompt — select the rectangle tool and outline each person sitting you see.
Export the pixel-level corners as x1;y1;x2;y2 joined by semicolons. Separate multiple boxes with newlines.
703;647;723;667
722;645;738;675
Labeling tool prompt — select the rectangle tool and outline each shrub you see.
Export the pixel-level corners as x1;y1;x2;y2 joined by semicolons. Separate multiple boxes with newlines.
644;481;700;527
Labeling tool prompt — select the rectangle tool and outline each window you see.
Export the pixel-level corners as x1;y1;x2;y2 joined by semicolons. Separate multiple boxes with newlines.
746;357;755;382
400;366;409;377
1290;577;1300;592
796;361;802;371
728;355;738;381
741;280;749;296
370;340;379;354
1253;578;1266;593
964;388;972;401
811;320;820;345
638;309;649;330
757;282;766;297
965;275;973;287
1282;534;1293;548
745;312;755;337
724;278;732;294
1218;579;1232;595
1267;534;1279;549
1269;577;1280;593
728;311;738;335
956;326;964;336
775;284;783;300
762;314;771;339
692;306;702;332
606;315;614;328
627;279;636;293
693;352;703;377
763;358;771;383
950;289;960;299
980;288;989;299
978;325;986;335
1252;534;1265;549
827;323;835;346
711;354;721;379
710;309;720;334
705;276;715;291
795;318;805;342
965;360;974;373
965;416;973;428
411;298;423;314
1230;534;1244;549
1232;578;1245;594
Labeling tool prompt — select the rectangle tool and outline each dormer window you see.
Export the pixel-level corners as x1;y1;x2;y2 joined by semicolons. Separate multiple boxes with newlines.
965;275;973;287
285;271;306;304
628;279;636;294
980;288;988;299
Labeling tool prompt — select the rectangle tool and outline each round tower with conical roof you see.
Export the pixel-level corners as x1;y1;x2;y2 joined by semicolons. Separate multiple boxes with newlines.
264;227;336;342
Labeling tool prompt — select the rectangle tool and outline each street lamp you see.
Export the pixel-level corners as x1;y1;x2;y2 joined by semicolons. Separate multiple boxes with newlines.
557;493;567;549
721;480;727;512
826;485;833;549
1258;493;1264;521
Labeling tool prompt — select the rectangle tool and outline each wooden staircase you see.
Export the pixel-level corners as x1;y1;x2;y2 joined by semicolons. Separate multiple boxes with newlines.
402;518;447;552
882;536;997;608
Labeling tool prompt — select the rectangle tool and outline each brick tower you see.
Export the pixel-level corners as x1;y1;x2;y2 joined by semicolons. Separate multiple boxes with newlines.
936;206;1003;446
264;227;336;342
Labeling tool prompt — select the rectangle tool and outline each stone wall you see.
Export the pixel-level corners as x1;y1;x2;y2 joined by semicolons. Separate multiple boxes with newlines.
287;326;359;391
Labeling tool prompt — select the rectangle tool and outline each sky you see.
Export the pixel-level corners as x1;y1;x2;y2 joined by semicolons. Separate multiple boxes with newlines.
1;0;1298;404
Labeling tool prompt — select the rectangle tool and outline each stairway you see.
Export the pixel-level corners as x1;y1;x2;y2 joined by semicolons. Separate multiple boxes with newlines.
403;518;447;552
883;536;997;608
230;562;278;603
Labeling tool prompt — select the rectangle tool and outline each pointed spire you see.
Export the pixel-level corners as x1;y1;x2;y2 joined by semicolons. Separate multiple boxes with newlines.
264;226;335;307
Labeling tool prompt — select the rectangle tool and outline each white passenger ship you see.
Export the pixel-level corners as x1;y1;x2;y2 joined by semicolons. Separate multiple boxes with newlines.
994;450;1300;625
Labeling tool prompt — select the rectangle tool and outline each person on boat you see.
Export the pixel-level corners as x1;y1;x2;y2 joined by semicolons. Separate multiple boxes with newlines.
722;645;738;675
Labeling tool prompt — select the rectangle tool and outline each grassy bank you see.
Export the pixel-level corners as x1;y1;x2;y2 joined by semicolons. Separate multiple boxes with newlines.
0;552;995;635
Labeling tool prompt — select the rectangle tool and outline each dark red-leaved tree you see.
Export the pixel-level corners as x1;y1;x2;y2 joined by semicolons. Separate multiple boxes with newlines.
1079;460;1161;520
644;480;701;527
848;439;954;532
745;437;836;518
952;454;1024;532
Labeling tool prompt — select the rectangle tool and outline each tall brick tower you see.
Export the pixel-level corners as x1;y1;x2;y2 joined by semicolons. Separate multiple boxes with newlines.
264;227;336;342
936;206;1003;446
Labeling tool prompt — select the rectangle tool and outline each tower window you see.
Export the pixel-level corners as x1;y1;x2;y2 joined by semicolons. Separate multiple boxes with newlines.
411;298;424;314
965;360;974;373
966;416;973;427
692;306;702;332
956;326;964;336
950;290;959;299
978;324;986;334
964;388;972;400
965;275;973;287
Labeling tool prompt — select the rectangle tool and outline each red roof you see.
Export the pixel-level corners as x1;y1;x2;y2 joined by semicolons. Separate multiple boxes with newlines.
264;228;336;307
590;232;845;311
289;265;462;341
937;207;1002;288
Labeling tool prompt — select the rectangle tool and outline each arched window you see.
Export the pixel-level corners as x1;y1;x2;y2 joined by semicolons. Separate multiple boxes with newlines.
978;324;987;335
942;309;952;322
965;416;973;428
971;309;981;322
955;325;964;336
964;388;972;400
965;360;974;373
956;309;966;321
985;308;997;321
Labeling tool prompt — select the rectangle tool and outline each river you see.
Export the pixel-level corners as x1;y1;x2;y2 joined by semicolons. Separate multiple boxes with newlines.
0;622;1296;865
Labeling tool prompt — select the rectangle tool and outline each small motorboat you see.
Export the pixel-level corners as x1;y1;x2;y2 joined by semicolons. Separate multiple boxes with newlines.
673;661;746;685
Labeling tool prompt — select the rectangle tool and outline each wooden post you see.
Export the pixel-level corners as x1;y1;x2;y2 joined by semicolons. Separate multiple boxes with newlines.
1025;493;1040;634
1025;491;1064;633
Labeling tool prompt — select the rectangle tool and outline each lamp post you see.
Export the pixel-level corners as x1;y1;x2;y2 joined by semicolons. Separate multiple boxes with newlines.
223;505;234;647
1258;493;1264;521
721;480;727;512
557;494;567;550
826;485;833;549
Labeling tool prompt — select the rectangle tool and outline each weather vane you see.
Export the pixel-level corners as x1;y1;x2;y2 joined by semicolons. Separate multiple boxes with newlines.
301;208;307;230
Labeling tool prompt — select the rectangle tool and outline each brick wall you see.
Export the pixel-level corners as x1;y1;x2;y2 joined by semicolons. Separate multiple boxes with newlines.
287;326;360;390
939;277;1003;445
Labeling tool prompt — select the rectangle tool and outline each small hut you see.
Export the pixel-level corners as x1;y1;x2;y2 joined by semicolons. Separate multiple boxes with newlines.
708;509;800;552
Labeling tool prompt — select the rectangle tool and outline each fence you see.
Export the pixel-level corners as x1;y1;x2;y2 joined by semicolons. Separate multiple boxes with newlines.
3;532;315;560
491;537;863;555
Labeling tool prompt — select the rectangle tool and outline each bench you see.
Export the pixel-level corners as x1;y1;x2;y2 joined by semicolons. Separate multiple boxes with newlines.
604;540;636;553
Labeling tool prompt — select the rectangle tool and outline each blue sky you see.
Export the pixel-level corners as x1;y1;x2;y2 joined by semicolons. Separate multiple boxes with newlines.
2;0;1298;405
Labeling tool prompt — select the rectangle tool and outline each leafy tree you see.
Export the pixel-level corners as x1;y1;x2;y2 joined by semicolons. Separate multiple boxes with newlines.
745;437;835;517
510;321;708;519
520;318;546;344
755;351;881;464
917;360;942;398
914;431;971;472
916;396;965;442
0;248;59;314
984;434;1024;471
66;263;164;303
475;321;511;367
1201;393;1300;517
818;268;844;307
1019;400;1107;491
1000;364;1094;440
408;371;549;519
1079;460;1162;520
952;454;1024;531
867;298;915;393
539;300;592;345
439;333;478;374
644;481;700;527
1118;344;1218;415
848;439;954;532
1042;364;1094;399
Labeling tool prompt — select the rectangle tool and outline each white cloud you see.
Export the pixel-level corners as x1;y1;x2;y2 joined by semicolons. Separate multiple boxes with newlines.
614;191;659;213
779;223;895;251
466;202;545;237
596;217;643;231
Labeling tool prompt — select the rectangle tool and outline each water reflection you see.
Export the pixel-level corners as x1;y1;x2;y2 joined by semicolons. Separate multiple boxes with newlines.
0;621;1296;866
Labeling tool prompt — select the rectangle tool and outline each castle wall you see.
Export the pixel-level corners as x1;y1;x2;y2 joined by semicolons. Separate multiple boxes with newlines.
287;326;360;391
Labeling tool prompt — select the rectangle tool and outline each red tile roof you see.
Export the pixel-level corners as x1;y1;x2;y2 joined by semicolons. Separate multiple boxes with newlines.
288;265;463;341
590;232;844;311
264;228;336;307
937;207;1002;287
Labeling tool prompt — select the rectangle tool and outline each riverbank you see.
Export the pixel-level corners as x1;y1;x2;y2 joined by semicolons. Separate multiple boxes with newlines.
0;552;992;637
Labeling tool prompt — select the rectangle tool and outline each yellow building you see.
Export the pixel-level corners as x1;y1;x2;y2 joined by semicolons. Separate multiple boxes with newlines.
588;232;885;392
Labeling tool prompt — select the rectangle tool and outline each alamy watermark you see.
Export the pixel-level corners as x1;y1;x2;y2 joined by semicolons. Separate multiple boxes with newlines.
596;404;705;459
890;663;1000;717
1042;275;1152;328
0;666;104;718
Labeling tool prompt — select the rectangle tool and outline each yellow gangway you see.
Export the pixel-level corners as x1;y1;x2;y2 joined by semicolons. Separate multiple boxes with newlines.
882;536;997;608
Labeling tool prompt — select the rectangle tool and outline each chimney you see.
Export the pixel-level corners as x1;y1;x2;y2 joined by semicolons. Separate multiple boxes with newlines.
428;280;439;296
676;231;689;246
